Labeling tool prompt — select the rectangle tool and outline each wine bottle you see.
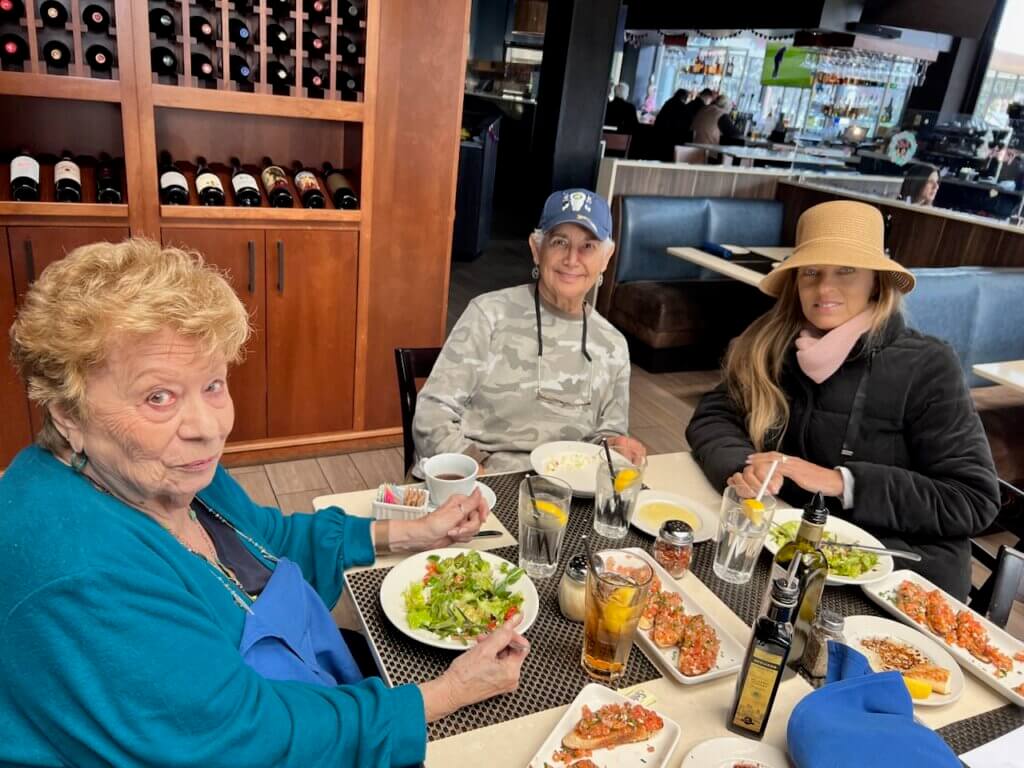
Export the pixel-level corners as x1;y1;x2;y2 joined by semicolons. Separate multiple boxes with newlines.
158;151;189;205
42;39;72;69
151;46;179;77
149;8;175;39
268;0;293;18
336;67;361;93
266;23;291;54
192;52;216;82
0;34;29;67
196;0;217;9
0;0;24;24
228;18;252;47
322;162;358;209
266;59;292;92
306;0;328;22
767;492;830;664
339;1;361;21
301;65;324;92
303;31;326;58
228;54;252;84
195;156;225;206
85;43;113;72
291;162;325;209
82;4;110;34
96;153;123;204
190;15;216;45
229;157;261;207
39;1;68;28
336;35;360;63
260;157;293;208
54;151;82;203
10;149;40;202
235;0;255;13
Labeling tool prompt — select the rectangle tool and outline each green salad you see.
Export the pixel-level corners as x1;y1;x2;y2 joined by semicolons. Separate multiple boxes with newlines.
769;520;879;578
404;551;525;644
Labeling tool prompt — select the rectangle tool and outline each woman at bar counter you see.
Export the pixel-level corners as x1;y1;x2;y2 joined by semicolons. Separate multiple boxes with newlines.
0;240;529;768
686;201;999;599
413;189;646;472
900;162;940;206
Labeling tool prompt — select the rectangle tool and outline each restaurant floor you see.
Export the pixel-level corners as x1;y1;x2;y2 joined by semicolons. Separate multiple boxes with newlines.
230;366;1024;641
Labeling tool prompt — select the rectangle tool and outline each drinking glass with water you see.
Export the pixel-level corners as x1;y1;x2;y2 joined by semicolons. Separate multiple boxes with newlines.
518;475;572;578
713;486;777;584
592;457;644;540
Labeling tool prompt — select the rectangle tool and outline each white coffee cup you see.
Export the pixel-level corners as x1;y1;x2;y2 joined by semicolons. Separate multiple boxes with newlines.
423;453;479;505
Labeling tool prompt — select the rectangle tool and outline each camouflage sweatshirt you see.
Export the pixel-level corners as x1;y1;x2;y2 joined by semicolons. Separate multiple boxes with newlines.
413;283;630;472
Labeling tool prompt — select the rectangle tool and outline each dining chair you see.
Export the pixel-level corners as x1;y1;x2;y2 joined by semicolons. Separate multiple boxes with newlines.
394;346;442;475
969;544;1024;630
603;131;631;158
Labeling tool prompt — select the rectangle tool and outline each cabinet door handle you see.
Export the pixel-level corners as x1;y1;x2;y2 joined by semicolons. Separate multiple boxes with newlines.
247;240;256;294
276;240;285;293
24;240;35;283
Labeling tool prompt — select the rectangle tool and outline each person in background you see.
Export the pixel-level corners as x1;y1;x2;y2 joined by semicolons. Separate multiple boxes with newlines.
654;87;711;161
605;82;639;134
769;112;788;143
0;240;529;768
686;201;999;599
692;94;744;147
899;162;940;206
414;189;646;473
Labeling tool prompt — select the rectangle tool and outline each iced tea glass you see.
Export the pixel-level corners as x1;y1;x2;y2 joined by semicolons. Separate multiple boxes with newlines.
581;550;653;683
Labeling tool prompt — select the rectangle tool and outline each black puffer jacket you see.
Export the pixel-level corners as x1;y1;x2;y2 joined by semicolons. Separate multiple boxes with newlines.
686;315;1000;600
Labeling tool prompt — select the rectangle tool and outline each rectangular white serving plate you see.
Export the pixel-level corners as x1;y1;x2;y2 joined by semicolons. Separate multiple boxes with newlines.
526;683;681;768
623;547;745;686
861;569;1024;707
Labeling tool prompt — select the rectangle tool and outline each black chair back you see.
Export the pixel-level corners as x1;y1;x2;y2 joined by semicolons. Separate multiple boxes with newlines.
971;545;1024;629
394;347;441;475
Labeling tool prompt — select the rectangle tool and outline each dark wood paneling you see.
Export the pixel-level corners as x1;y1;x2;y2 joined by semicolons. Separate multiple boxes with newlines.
0;228;33;465
161;228;268;443
887;212;946;267
995;229;1024;267
939;219;1005;267
363;0;471;429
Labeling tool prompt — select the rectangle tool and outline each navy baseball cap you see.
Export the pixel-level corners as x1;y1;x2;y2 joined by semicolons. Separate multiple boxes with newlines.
537;189;612;240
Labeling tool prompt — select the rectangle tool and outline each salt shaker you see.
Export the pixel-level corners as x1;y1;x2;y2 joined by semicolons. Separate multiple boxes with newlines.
653;520;694;578
801;609;845;681
558;554;588;623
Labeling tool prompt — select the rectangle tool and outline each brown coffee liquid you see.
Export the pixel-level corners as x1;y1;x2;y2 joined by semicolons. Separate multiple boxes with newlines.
434;473;465;480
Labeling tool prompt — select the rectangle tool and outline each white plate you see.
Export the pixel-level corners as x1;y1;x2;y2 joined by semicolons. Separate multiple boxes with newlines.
862;570;1024;707
843;614;965;707
632;489;717;544
379;548;539;651
529;440;627;498
683;736;791;767
623;547;745;685
425;480;496;511
765;508;894;586
526;683;681;768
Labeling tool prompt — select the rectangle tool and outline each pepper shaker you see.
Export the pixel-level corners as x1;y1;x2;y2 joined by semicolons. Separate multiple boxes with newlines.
558;553;588;622
653;520;694;578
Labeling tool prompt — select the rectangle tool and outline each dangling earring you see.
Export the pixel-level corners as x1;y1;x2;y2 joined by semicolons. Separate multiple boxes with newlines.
531;266;540;280
70;451;88;473
597;273;604;287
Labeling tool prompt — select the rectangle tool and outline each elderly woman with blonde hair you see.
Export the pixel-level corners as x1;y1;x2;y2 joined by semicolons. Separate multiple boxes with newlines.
0;239;528;767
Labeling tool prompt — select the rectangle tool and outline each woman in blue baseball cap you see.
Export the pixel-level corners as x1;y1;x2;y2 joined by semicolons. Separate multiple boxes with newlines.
414;188;647;472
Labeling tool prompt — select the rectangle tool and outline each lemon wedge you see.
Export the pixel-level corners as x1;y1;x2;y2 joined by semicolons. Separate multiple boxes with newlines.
613;468;641;493
532;499;568;526
903;676;933;700
602;586;637;634
741;498;765;526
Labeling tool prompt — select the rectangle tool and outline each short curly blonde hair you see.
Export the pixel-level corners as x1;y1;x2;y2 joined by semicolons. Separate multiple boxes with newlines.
10;238;251;453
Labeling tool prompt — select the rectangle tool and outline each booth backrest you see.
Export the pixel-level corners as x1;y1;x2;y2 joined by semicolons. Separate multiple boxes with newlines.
614;196;784;284
905;267;1024;388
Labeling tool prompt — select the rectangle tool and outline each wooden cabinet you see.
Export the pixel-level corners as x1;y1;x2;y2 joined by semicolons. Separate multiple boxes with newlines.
8;226;131;303
0;229;33;467
266;230;358;437
162;228;269;443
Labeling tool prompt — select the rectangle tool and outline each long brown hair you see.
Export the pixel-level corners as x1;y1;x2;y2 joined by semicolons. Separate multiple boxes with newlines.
722;271;903;450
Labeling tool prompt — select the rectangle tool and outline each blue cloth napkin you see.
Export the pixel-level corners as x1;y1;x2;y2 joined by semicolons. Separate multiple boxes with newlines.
787;642;960;768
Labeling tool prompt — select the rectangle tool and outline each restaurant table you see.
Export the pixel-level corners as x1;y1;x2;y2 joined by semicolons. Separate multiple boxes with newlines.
667;246;769;287
972;360;1024;393
686;144;850;170
313;452;1022;766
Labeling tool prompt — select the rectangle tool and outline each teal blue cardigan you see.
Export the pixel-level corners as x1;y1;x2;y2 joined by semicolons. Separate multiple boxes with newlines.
0;446;426;767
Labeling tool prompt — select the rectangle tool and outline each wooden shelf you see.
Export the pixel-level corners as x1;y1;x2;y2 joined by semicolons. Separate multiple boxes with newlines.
0;202;129;223
160;206;361;225
0;72;122;103
151;85;365;122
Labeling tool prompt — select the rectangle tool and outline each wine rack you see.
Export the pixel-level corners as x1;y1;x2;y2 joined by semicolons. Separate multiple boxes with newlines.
147;0;365;101
0;153;126;203
0;0;120;79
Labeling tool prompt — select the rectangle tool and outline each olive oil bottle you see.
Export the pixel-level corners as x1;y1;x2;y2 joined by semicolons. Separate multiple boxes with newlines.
728;575;798;739
769;491;829;663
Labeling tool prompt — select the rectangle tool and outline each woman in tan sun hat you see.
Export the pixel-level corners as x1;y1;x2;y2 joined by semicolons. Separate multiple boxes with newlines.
687;200;998;599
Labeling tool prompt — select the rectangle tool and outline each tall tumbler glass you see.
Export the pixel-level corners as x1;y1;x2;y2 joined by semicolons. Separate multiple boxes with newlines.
592;457;645;540
581;549;653;683
712;486;777;585
518;475;572;579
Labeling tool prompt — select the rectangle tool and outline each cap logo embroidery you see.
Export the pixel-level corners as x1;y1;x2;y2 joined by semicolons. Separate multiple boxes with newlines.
563;191;592;213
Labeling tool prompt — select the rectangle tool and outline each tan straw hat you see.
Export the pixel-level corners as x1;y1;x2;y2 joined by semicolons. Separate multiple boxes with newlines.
759;200;916;297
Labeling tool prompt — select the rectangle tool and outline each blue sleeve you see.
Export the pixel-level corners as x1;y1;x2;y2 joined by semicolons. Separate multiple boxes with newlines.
203;466;375;607
0;566;426;768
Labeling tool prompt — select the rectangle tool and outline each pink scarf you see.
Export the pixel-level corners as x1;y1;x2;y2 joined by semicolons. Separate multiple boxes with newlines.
795;309;875;384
